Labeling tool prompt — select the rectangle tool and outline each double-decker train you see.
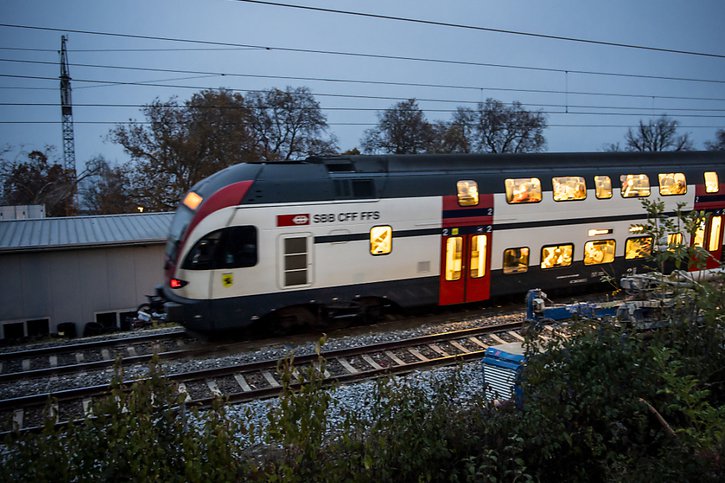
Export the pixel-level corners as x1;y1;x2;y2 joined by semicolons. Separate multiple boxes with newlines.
161;151;725;333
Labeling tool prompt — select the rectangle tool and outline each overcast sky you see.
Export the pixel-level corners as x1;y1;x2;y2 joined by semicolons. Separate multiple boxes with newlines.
1;0;723;170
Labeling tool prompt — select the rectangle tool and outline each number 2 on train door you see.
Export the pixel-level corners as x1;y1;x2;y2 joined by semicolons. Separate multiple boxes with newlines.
439;233;491;305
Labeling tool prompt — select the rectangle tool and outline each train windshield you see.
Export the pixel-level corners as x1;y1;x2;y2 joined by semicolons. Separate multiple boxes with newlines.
165;206;194;264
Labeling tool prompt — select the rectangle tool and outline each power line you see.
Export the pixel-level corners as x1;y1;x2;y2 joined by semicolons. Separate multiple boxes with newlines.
2;58;725;103
0;120;720;129
5;73;725;113
1;23;723;84
4;102;725;115
233;1;725;60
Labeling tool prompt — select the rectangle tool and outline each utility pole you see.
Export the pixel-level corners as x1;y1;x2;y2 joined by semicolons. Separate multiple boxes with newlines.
59;35;77;214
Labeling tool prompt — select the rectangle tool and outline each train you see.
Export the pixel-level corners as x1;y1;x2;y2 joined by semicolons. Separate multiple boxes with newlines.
161;151;725;333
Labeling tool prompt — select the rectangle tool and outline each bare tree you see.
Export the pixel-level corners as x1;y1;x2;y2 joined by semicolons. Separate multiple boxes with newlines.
615;116;694;152
0;147;79;216
705;129;725;151
80;157;137;215
450;99;547;153
245;86;337;161
361;99;435;154
109;89;259;211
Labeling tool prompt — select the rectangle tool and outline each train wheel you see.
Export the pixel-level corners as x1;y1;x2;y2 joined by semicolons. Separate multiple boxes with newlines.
272;306;319;333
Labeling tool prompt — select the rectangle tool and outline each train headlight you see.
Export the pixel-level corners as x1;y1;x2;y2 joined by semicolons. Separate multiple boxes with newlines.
182;191;203;211
169;278;188;289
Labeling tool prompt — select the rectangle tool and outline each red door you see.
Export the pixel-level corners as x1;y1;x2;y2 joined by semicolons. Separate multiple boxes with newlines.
439;231;492;305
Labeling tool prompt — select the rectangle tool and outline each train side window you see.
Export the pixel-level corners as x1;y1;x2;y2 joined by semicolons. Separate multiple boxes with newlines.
667;233;683;251
552;176;586;201
705;172;719;193
625;236;653;259
469;235;487;278
708;216;722;251
620;174;650;198
540;244;573;269
370;225;392;255
595;176;613;199
505;178;542;204
216;226;258;268
583;239;616;265
445;237;463;280
503;247;529;274
658;172;687;196
457;180;479;206
182;231;222;270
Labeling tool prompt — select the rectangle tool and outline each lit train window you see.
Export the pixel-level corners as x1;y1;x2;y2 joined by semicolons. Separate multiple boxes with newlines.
370;225;392;255
445;237;463;281
620;174;650;198
469;235;487;278
658;173;687;196
540;244;573;269
505;178;542;204
625;236;653;260
693;218;706;248
705;172;719;193
667;233;683;251
595;176;612;199
457;180;479;206
583;240;616;265
709;216;722;251
552;176;586;201
503;247;529;274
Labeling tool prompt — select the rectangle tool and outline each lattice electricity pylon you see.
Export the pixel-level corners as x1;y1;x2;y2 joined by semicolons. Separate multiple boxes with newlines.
59;35;76;175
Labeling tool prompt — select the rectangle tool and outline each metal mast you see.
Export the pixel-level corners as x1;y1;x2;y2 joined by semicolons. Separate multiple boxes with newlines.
59;35;76;174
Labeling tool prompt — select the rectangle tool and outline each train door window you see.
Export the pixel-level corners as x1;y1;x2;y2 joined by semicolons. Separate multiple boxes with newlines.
553;176;586;201
658;172;687;196
540;244;573;269
469;235;487;278
505;178;542;204
667;233;683;251
370;225;392;255
595;176;613;199
705;172;719;193
625;236;653;259
283;236;309;287
457;180;479;206
445;237;463;280
620;174;650;198
693;218;707;248
708;216;722;251
503;247;529;274
583;240;616;265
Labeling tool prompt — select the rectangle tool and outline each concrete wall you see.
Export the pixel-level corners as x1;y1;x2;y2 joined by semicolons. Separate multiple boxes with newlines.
0;244;164;338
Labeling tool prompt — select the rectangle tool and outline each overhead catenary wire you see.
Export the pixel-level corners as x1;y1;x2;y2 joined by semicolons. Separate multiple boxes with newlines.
2;57;725;102
232;0;725;60
1;23;724;84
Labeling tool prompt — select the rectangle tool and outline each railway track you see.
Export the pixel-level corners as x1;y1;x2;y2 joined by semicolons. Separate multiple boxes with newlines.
0;317;562;434
0;328;193;383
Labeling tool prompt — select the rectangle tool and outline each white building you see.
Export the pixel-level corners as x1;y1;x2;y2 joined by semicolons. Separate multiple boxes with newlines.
0;212;172;339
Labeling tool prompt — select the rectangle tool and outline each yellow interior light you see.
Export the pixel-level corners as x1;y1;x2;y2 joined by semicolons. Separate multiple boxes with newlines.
183;191;203;211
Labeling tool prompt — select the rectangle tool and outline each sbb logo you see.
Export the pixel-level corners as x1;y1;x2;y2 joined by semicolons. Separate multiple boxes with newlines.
277;214;310;226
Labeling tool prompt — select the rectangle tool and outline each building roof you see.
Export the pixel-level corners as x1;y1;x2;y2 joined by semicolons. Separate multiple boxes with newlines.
0;212;174;253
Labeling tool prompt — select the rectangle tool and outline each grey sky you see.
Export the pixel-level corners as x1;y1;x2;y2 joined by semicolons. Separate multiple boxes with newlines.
1;0;723;168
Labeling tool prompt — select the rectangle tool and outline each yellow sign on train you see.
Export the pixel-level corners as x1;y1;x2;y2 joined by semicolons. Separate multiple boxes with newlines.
222;273;234;288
